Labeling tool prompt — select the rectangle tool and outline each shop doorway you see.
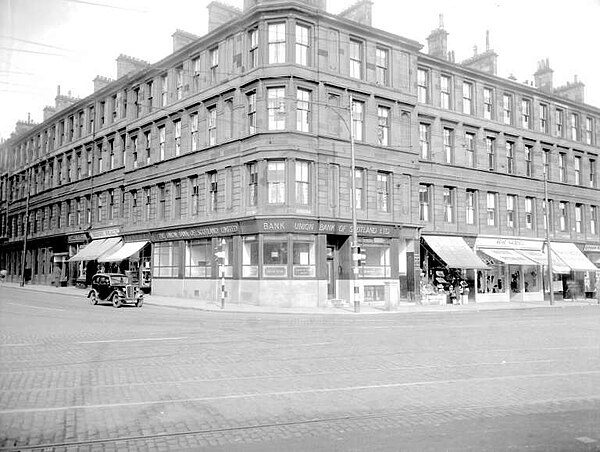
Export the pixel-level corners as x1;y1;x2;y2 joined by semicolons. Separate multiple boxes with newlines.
509;265;522;301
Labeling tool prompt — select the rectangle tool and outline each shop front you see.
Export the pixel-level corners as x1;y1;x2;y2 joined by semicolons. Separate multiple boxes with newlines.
420;235;488;305
68;228;122;287
98;237;152;291
583;244;600;301
149;218;417;308
550;242;598;300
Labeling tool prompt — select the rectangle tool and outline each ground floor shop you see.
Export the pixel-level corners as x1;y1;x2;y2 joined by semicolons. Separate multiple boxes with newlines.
149;218;420;308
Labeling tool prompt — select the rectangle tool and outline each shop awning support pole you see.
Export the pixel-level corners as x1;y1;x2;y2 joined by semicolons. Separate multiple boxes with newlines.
20;167;31;287
544;169;554;306
349;94;359;313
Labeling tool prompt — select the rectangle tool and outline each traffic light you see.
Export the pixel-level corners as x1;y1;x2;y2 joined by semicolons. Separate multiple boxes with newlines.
352;246;366;266
215;250;226;260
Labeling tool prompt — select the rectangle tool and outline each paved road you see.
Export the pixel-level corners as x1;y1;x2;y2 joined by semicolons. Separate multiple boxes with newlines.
1;286;599;451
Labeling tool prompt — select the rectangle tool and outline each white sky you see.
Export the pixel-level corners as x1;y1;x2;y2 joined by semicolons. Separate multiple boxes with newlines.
1;0;599;140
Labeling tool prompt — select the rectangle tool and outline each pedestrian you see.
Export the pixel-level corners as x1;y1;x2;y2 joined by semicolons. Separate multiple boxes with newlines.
0;269;7;284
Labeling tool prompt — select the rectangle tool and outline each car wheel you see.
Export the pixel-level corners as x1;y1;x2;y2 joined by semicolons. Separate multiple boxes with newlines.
89;291;98;305
136;296;144;307
112;294;122;308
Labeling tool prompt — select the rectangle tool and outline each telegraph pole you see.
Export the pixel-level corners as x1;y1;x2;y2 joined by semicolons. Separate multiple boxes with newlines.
20;167;32;286
349;94;359;313
543;168;554;305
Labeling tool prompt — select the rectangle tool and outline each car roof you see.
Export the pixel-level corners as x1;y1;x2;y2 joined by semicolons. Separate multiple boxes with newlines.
94;273;127;278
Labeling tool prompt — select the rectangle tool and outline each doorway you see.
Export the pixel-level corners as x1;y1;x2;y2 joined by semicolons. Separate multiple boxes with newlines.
326;235;346;300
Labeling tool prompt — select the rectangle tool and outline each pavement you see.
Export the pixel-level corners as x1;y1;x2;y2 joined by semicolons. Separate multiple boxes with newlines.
2;280;598;314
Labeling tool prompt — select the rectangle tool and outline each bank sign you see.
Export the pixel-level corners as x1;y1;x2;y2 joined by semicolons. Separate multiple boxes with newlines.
153;223;239;241
243;219;396;237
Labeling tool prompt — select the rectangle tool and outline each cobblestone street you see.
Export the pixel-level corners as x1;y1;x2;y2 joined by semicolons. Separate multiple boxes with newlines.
1;286;599;451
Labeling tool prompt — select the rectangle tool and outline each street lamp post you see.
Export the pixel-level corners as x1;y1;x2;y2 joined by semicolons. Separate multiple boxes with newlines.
543;169;554;305
349;95;360;313
20;167;32;287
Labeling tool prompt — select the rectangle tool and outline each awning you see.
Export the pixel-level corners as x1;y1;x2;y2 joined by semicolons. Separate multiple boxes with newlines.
551;242;598;272
516;249;571;274
423;236;488;269
99;241;148;263
479;248;536;265
68;237;122;262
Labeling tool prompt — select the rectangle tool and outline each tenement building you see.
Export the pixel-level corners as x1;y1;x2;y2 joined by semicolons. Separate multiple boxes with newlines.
1;0;598;307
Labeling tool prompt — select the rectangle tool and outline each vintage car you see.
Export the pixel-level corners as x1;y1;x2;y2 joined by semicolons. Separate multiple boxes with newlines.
88;273;144;308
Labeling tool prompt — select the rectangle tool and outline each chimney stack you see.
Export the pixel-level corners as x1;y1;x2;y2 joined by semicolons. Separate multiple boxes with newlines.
172;29;199;52
461;31;497;75
533;58;553;92
555;74;585;103
207;1;242;32
116;54;149;79
338;0;373;26
426;14;449;60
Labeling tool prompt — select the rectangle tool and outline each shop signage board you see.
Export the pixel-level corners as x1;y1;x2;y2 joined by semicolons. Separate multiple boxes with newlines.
583;244;600;252
67;233;88;243
475;236;544;251
152;223;239;241
90;228;121;239
241;219;397;237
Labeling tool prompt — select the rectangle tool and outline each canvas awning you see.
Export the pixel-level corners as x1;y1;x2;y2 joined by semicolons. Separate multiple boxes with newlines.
516;249;571;274
68;237;122;262
550;242;598;272
98;241;148;263
479;248;536;266
422;236;488;269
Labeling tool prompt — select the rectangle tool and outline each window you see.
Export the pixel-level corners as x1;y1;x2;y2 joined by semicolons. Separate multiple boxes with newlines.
465;132;475;168
296;23;309;65
349;39;363;79
78;111;84;138
190;176;199;216
131;191;138;222
242;235;259;277
559;201;568;231
173;180;181;219
574;156;582;185
351;99;364;141
462;82;473;114
99;102;105;127
585;117;594;145
263;235;288;278
293;236;316;277
247;162;258;207
539;104;548;132
134;88;141;117
558;153;566;182
176;66;184;100
575;204;583;233
146;80;153;113
76;198;82;225
570;113;579;141
525;197;534;229
209;171;218;212
521;99;531;129
209;47;218;83
76;153;82;180
375;47;389;85
267;87;285;131
248;29;258;69
160;74;168;107
144;131;151;165
355;168;364;210
154;242;181;278
483;87;493;119
376;172;390;212
543;149;550;178
207;106;217;146
96;193;103;223
590;159;597;187
525;145;533;177
191;58;200;91
377;106;390;146
267;161;285;204
487;192;497;226
555;108;564;137
443;187;455;223
506;195;516;228
109;139;115;169
188;112;198;152
419;123;430;159
591;206;598;235
108;189;114;221
417;68;428;103
506;141;515;174
224;99;233;140
122;89;128;118
441;75;451;109
295;160;310;206
159;126;166;161
268;23;286;64
327;93;341;136
503;94;512;125
443;128;454;164
419;185;431;222
185;239;213;278
486;137;495;171
144;187;152;221
158;184;166;219
132;136;138;169
88;106;95;133
296;88;311;132
247;92;256;134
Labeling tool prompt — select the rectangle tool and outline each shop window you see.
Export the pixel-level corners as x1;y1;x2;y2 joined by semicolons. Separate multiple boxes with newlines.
477;263;506;294
360;240;391;278
292;235;315;277
523;266;539;292
364;285;385;302
263;235;288;278
242;235;259;277
153;241;181;278
185;239;213;278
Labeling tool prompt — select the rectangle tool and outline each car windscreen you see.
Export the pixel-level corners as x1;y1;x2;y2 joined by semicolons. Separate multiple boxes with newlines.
110;275;128;285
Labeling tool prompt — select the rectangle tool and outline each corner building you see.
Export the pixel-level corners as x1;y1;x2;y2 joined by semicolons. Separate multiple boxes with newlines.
1;0;598;307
